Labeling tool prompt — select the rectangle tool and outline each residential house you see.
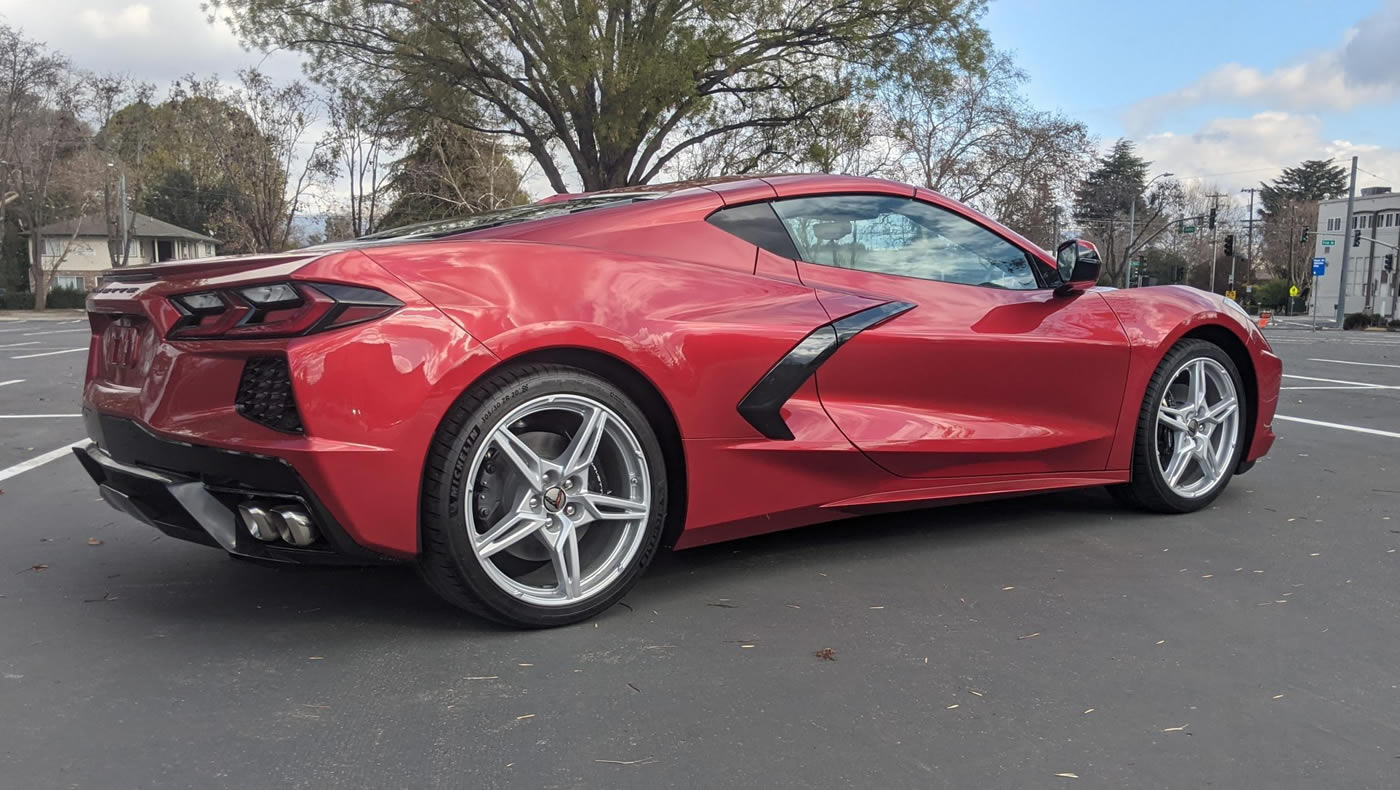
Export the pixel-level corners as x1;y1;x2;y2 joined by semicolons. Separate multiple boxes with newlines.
29;212;218;292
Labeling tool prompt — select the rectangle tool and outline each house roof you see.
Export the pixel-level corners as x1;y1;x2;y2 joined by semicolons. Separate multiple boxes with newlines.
31;212;218;243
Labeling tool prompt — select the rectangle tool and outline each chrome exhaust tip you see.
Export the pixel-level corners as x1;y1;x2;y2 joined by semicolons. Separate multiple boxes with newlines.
271;505;319;547
237;504;279;542
238;502;320;547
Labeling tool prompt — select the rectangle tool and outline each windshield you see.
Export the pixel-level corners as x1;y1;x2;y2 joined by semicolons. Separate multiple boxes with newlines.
355;193;663;242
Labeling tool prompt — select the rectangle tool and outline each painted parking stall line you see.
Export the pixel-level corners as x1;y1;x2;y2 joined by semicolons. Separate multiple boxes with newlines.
11;348;86;360
0;414;82;419
1275;414;1400;440
1306;358;1400;370
0;440;86;483
1281;374;1400;390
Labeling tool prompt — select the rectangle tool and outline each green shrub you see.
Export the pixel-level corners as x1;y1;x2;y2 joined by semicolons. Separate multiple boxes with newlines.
45;287;87;309
1389;318;1400;329
1343;312;1381;330
1;290;35;309
0;287;87;310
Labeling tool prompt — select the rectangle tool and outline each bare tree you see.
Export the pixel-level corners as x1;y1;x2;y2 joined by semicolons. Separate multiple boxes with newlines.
380;121;529;228
0;24;98;308
887;51;1094;240
91;73;156;266
170;71;334;252
324;84;392;237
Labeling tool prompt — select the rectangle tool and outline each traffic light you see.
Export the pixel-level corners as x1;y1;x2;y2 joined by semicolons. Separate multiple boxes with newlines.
1223;234;1235;256
1300;226;1309;243
1386;254;1395;273
1354;228;1362;247
1208;208;1217;230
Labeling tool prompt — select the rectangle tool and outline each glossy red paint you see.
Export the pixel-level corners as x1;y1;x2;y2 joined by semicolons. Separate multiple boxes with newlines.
79;174;1281;563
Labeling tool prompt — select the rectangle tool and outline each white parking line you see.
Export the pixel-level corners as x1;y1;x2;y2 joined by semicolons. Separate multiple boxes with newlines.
0;341;39;348
0;379;24;387
0;440;85;483
1281;374;1400;390
0;414;82;419
11;347;86;359
1275;415;1400;440
1280;385;1379;391
21;328;87;336
1306;358;1400;370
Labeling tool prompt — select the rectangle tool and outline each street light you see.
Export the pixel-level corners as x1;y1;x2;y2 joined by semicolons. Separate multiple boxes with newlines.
1126;171;1174;287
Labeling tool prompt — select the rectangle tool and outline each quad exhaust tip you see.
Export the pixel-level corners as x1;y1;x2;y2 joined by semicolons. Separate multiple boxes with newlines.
237;502;320;547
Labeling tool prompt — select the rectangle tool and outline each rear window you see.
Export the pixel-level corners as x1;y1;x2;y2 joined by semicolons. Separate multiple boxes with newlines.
358;194;663;242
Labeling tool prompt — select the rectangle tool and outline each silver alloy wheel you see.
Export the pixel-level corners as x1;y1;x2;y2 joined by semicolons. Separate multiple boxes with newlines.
1155;357;1240;498
464;393;651;606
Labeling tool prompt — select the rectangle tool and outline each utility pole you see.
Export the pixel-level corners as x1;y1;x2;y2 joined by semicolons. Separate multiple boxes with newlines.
1285;207;1297;316
1241;186;1258;262
1208;193;1226;294
1238;187;1257;298
1336;156;1358;326
119;170;129;266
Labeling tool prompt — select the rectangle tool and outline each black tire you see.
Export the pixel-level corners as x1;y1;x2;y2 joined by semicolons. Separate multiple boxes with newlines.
418;363;668;628
1110;339;1247;514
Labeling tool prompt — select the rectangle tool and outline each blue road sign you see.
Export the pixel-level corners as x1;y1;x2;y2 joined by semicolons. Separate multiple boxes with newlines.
1312;258;1326;276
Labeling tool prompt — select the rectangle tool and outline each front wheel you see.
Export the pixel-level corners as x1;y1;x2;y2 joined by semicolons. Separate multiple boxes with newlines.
418;364;667;627
1111;339;1246;513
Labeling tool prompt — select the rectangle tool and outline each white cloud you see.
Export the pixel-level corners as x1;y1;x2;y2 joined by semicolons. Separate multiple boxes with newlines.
1126;1;1400;132
1136;112;1400;192
3;1;304;86
78;5;153;40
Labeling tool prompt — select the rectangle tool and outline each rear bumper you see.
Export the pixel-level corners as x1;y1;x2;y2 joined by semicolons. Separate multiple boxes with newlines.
75;412;395;565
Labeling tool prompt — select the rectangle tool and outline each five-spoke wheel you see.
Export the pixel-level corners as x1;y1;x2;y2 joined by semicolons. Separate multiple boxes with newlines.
419;364;667;627
1154;357;1240;498
468;393;651;606
1113;339;1247;513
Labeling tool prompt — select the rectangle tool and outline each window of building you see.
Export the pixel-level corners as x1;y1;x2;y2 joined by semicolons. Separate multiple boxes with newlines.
52;274;84;291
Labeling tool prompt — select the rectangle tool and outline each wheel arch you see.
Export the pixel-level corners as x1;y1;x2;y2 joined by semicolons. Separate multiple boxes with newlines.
1179;323;1257;471
438;345;689;551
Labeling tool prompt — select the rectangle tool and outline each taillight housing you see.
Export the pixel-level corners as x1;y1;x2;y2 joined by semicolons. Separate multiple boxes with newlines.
168;282;402;340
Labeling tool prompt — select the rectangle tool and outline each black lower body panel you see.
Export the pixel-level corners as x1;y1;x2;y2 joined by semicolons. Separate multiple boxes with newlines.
76;411;393;565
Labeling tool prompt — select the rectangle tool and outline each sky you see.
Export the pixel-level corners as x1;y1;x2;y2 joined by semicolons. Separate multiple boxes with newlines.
1;0;1397;202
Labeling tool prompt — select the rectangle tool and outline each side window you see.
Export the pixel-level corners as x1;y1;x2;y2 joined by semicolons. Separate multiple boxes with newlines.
770;194;1040;290
706;202;801;260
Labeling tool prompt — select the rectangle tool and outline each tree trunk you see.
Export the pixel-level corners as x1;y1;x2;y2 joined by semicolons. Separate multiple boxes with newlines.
29;235;48;310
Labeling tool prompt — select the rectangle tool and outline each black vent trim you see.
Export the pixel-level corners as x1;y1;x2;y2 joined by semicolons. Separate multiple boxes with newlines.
736;301;916;440
235;356;304;434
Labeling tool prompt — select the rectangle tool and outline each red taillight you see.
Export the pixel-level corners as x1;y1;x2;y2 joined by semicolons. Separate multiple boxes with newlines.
167;282;401;340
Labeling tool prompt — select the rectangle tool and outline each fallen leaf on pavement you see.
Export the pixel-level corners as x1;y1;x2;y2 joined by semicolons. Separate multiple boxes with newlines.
87;538;103;546
814;648;836;661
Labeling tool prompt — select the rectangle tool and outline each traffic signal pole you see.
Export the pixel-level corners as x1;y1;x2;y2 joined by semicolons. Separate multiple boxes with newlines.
1207;194;1225;293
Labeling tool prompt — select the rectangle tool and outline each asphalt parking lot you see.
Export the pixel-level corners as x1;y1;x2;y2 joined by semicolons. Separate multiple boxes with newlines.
2;313;1398;789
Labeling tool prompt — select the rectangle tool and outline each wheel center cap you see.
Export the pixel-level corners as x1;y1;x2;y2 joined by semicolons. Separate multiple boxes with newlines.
542;486;567;513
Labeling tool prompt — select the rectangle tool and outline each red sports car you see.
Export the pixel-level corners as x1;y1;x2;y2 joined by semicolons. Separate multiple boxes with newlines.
77;174;1281;627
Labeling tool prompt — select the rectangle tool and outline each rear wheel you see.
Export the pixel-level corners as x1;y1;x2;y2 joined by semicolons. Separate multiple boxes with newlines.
419;364;667;627
1111;339;1245;513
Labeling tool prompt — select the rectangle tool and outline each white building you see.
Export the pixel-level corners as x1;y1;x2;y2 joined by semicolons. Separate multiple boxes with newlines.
29;213;218;292
1312;187;1400;320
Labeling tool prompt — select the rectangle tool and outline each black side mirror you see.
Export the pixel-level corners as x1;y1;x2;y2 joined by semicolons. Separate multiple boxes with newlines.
1054;239;1101;296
